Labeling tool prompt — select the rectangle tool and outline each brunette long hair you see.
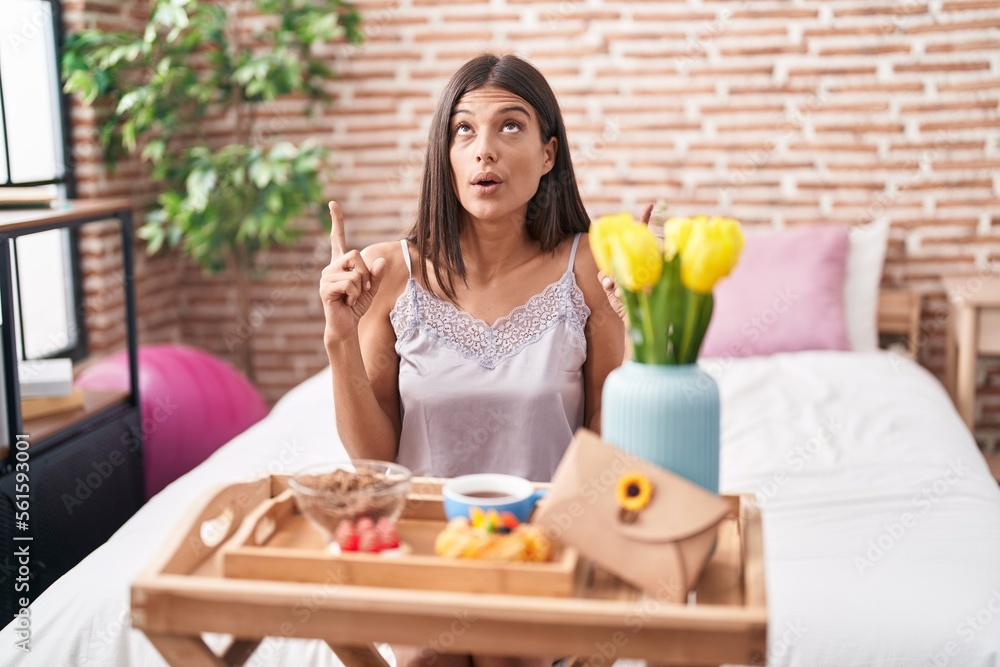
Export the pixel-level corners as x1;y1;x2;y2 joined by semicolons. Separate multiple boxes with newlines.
407;53;590;301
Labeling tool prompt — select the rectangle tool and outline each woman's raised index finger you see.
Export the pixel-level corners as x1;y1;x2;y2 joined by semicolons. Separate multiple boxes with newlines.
640;202;654;225
329;201;346;256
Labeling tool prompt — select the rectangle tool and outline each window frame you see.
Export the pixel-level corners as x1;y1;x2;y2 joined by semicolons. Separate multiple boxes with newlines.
0;0;87;362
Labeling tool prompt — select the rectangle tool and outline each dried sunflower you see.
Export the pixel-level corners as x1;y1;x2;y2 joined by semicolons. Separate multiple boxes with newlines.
616;472;654;513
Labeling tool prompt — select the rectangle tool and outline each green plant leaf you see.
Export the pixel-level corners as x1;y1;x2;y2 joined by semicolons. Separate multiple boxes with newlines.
619;289;645;362
647;269;673;364
140;138;167;163
249;161;272;189
663;256;685;363
185;167;217;210
265;190;283;213
678;292;712;364
121;120;137;153
270;141;296;160
687;293;715;364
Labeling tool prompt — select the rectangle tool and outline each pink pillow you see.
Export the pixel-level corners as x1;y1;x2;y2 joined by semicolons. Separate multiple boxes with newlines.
700;224;851;358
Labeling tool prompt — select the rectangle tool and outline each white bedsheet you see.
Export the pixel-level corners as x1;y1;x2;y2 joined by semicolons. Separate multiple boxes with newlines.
2;351;999;666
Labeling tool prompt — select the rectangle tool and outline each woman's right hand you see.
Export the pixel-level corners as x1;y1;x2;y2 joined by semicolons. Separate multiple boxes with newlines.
320;201;387;344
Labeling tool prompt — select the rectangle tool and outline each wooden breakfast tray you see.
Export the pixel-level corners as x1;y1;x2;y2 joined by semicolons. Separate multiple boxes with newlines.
132;475;767;667
220;488;578;597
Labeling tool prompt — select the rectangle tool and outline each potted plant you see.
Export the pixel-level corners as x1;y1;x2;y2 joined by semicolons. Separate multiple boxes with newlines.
62;0;364;378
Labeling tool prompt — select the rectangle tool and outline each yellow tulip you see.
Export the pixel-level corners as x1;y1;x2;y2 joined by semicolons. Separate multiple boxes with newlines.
679;216;744;294
589;212;636;276
609;222;663;292
663;215;702;259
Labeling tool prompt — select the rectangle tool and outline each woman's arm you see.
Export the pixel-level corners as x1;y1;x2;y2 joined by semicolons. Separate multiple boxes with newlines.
326;246;403;461
575;235;626;434
321;203;403;461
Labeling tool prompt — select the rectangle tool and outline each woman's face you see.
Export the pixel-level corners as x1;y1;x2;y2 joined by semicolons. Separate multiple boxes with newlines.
448;86;557;229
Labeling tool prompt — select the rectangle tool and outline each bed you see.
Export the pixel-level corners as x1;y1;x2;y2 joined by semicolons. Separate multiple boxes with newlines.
3;276;1000;666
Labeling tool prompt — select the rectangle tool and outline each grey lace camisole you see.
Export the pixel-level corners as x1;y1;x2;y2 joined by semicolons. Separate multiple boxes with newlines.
389;234;590;482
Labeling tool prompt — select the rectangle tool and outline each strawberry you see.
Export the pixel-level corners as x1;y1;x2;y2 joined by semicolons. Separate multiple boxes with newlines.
378;526;400;550
356;517;375;533
337;532;360;552
335;519;357;537
358;531;382;553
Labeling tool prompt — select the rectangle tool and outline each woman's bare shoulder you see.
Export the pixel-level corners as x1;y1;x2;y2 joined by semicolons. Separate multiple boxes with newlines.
361;240;412;312
361;240;409;275
569;233;613;310
572;232;595;265
361;239;405;261
569;233;600;281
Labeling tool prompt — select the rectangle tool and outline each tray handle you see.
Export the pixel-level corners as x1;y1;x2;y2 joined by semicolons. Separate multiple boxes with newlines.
227;489;297;549
154;477;275;576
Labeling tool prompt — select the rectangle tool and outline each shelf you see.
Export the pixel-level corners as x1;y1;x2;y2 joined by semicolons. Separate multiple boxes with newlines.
1;388;129;457
0;198;133;234
0;197;140;452
25;388;130;442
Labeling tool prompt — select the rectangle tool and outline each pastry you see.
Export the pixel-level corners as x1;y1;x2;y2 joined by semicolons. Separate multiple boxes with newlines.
434;509;552;562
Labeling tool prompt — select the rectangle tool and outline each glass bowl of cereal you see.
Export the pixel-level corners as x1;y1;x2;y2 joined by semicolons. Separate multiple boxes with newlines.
288;460;412;553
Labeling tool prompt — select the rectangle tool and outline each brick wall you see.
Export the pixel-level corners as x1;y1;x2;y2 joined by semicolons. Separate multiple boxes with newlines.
66;0;1000;449
315;0;1000;449
177;234;331;393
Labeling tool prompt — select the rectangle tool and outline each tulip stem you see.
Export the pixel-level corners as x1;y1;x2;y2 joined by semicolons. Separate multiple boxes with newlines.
620;288;645;361
637;291;660;364
678;292;703;363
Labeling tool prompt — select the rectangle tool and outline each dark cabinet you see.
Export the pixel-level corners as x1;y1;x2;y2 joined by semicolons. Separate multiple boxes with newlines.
0;199;143;619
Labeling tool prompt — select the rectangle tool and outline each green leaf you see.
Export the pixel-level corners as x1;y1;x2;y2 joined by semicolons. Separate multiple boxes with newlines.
678;292;711;365
158;190;183;210
121;120;137;153
647;270;673;364
137;219;166;254
64;70;96;103
141;138;167;163
637;291;662;364
249;161;272;188
265;190;283;213
117;88;144;114
167;223;184;247
270;141;296;160
619;289;645;362
185;167;217;210
687;293;715;364
660;257;685;364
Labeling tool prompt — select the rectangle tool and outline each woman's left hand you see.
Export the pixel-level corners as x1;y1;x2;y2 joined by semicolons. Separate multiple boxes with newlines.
599;202;653;322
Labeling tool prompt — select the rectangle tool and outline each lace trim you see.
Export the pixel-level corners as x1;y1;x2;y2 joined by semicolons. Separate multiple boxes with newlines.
390;271;590;370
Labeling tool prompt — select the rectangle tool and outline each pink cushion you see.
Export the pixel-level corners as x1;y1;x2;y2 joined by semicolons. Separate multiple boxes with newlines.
700;224;851;358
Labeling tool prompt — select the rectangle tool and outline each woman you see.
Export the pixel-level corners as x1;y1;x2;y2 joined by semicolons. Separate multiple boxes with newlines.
320;54;624;666
321;54;624;485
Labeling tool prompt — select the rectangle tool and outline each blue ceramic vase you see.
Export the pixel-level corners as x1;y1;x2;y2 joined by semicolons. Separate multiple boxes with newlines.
601;361;720;494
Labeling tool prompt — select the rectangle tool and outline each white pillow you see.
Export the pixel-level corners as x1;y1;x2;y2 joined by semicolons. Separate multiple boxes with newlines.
845;218;890;352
